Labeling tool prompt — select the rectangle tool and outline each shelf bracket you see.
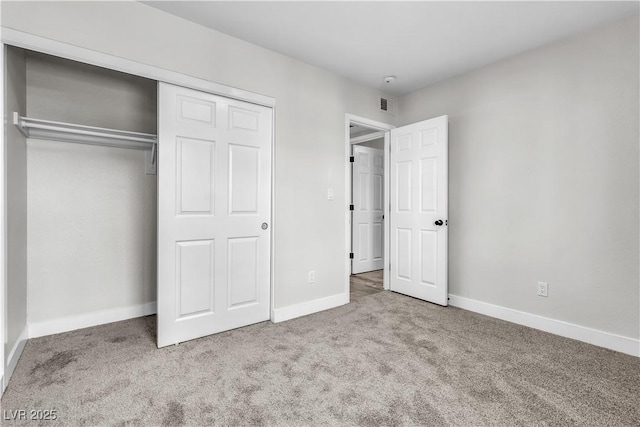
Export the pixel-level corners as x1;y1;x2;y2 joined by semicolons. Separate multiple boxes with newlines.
146;143;157;175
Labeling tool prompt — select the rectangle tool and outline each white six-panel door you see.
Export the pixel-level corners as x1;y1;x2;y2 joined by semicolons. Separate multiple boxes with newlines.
352;145;384;274
389;116;448;306
157;83;272;348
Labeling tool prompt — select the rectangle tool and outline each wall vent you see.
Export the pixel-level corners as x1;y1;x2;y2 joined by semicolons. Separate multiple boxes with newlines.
379;97;396;115
380;97;388;112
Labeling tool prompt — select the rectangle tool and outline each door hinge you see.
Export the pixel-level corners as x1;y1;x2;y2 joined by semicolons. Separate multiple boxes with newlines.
349;204;354;211
349;252;354;259
350;156;355;163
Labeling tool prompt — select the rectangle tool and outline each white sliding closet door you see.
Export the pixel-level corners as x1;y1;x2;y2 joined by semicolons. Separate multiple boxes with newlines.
157;83;272;348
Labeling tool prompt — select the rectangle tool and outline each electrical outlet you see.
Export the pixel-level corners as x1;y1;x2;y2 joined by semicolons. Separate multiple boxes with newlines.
308;270;316;283
537;281;548;297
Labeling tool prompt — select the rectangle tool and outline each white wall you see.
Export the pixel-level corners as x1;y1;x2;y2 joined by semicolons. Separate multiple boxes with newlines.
399;15;639;340
1;1;395;314
4;46;27;376
26;52;157;323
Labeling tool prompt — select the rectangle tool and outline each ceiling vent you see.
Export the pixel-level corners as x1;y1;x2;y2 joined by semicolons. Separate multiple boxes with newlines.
379;97;396;115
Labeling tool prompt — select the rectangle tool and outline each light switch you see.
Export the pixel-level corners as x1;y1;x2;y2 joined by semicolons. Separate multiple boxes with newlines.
327;188;334;200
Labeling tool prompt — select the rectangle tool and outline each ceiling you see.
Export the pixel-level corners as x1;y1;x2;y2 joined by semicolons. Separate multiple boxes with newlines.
143;1;639;96
350;124;378;138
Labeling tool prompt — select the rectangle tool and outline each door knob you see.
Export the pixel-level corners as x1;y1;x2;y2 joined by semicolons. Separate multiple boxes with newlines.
261;222;269;230
434;219;444;226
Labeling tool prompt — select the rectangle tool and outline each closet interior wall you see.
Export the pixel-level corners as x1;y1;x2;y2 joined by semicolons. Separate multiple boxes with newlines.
17;48;158;332
5;46;27;373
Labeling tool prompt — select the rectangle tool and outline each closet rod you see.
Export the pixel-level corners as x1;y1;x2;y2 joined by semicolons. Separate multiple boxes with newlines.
13;113;158;175
14;113;157;148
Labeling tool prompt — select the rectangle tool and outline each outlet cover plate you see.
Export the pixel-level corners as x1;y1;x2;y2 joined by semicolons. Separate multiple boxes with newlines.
537;281;548;297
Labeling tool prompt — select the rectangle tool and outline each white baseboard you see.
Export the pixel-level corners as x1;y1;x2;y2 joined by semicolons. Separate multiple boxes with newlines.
4;324;29;391
272;292;349;323
448;294;640;357
29;301;157;339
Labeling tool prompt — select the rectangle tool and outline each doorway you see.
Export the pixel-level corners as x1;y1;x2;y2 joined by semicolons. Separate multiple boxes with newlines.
345;115;393;301
345;113;449;306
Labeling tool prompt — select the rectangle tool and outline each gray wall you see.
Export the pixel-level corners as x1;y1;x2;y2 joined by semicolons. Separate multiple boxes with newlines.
26;52;158;323
2;1;395;312
4;46;27;361
399;15;639;339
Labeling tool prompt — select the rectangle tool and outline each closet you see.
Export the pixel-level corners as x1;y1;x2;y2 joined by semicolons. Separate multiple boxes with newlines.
4;45;273;385
6;46;158;344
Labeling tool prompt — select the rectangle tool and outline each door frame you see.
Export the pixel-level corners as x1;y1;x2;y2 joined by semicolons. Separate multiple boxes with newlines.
345;114;394;295
0;29;277;359
0;42;6;393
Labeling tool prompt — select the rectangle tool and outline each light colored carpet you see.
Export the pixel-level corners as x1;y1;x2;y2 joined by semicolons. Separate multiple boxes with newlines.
2;291;639;426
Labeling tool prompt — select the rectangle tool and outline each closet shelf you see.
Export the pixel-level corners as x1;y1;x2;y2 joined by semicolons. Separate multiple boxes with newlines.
13;113;157;175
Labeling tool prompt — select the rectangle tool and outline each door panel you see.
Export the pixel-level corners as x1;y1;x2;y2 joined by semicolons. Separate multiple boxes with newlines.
229;106;260;131
390;116;448;306
158;83;272;347
373;174;383;210
177;95;216;125
396;161;412;212
396;228;412;280
228;237;259;308
352;145;384;274
176;240;215;318
176;137;215;214
373;223;383;259
229;144;259;214
420;231;437;285
420;158;437;212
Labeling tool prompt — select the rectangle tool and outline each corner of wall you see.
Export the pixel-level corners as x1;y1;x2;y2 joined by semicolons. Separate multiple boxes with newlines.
3;324;28;391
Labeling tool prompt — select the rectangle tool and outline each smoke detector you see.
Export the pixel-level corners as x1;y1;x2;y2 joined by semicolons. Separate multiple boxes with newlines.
383;76;396;84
